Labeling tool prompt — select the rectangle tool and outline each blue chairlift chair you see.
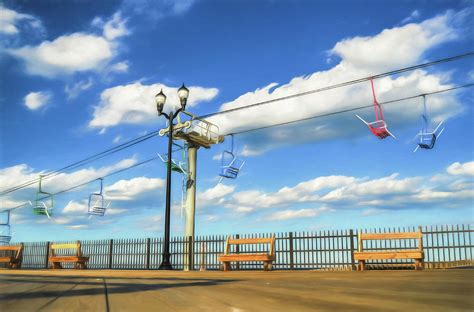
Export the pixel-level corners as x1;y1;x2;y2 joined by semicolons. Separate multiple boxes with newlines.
219;135;245;183
33;175;53;218
414;95;445;152
88;178;109;217
0;211;11;244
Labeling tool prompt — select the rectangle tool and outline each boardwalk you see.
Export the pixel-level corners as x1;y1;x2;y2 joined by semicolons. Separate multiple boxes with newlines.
0;269;473;311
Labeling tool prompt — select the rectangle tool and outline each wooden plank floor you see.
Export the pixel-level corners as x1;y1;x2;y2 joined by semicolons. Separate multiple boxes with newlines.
0;269;473;311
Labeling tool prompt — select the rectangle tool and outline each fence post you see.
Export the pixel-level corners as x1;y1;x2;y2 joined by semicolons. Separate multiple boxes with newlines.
108;239;113;269
45;242;50;269
188;235;194;271
289;232;294;269
236;234;240;270
349;229;356;271
146;238;151;270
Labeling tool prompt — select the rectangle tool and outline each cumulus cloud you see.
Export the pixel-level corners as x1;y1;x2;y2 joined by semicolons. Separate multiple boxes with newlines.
197;184;235;207
88;82;219;129
24;91;51;110
123;0;196;20
105;177;165;201
65;78;93;99
199;161;474;220
447;161;474;176
266;207;329;221
401;10;421;24
8;11;129;77
0;158;138;209
0;4;43;35
206;11;465;155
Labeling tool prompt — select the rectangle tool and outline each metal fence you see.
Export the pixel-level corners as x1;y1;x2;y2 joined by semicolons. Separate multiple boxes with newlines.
1;224;472;270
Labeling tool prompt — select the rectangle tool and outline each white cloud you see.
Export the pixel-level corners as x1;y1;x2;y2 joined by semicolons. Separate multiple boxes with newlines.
113;135;122;143
102;12;129;40
401;10;421;24
65;78;93;99
109;61;129;73
197;184;235;206
63;200;88;214
0;4;43;35
267;207;328;221
139;214;162;232
8;11;129;78
65;224;88;230
123;0;196;20
209;160;474;218
447;161;474;176
10;33;113;77
0;158;138;210
24;91;51;110
232;176;355;208
105;177;165;201
206;11;464;155
89;82;218;129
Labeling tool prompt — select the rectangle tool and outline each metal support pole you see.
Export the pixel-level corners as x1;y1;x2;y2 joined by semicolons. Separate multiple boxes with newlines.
159;111;174;270
184;144;197;271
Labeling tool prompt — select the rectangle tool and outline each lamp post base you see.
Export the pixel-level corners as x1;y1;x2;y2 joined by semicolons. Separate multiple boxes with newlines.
158;259;173;270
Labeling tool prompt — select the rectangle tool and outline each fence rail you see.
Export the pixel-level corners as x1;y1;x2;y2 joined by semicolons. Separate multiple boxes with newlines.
1;224;472;270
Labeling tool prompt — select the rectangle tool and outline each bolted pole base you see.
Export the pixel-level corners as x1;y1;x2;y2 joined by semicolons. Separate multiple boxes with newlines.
158;256;173;270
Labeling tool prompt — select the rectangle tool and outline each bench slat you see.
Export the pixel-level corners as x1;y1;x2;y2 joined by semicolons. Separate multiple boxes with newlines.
219;254;274;262
50;244;79;250
0;256;14;262
354;251;423;260
228;238;274;245
0;246;21;251
360;232;420;240
49;256;89;262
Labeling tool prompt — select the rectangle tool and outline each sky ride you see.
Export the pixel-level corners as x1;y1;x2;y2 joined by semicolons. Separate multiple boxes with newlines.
218;134;245;183
0;210;11;244
88;178;110;217
413;95;445;152
356;78;397;140
33;175;53;219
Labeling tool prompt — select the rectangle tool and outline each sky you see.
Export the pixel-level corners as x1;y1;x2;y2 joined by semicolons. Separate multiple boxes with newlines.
0;0;473;243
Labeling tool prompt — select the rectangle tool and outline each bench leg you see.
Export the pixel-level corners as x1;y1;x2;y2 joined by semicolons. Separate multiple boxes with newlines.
51;262;62;269
263;261;273;271
223;262;231;272
358;261;365;271
415;259;424;270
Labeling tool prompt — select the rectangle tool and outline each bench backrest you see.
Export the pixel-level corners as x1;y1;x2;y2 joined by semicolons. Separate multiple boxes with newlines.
223;236;275;257
358;227;423;252
0;243;24;260
50;241;83;257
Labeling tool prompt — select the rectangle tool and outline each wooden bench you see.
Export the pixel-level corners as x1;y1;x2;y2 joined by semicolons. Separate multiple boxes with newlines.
48;241;89;269
354;228;424;271
218;236;275;271
0;244;23;269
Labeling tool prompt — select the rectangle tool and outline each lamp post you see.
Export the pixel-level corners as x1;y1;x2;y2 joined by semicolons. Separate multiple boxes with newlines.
155;84;189;270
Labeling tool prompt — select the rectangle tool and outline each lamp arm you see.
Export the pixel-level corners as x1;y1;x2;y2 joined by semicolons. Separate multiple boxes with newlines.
160;112;170;120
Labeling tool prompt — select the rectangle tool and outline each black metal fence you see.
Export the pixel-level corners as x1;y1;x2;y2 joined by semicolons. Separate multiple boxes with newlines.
1;224;472;270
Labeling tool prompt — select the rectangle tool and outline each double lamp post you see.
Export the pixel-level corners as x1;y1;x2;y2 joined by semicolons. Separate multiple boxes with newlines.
155;84;189;270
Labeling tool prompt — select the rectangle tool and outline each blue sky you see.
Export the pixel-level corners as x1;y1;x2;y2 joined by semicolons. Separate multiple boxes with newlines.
0;0;473;242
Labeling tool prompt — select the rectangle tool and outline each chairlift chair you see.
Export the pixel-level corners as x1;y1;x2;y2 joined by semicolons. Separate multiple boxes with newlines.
88;178;109;216
33;175;53;218
219;135;245;183
414;95;445;152
356;78;397;140
158;141;188;175
0;211;11;244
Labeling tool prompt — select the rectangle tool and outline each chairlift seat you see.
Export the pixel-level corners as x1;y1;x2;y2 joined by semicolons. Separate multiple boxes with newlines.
88;186;108;217
219;150;244;180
